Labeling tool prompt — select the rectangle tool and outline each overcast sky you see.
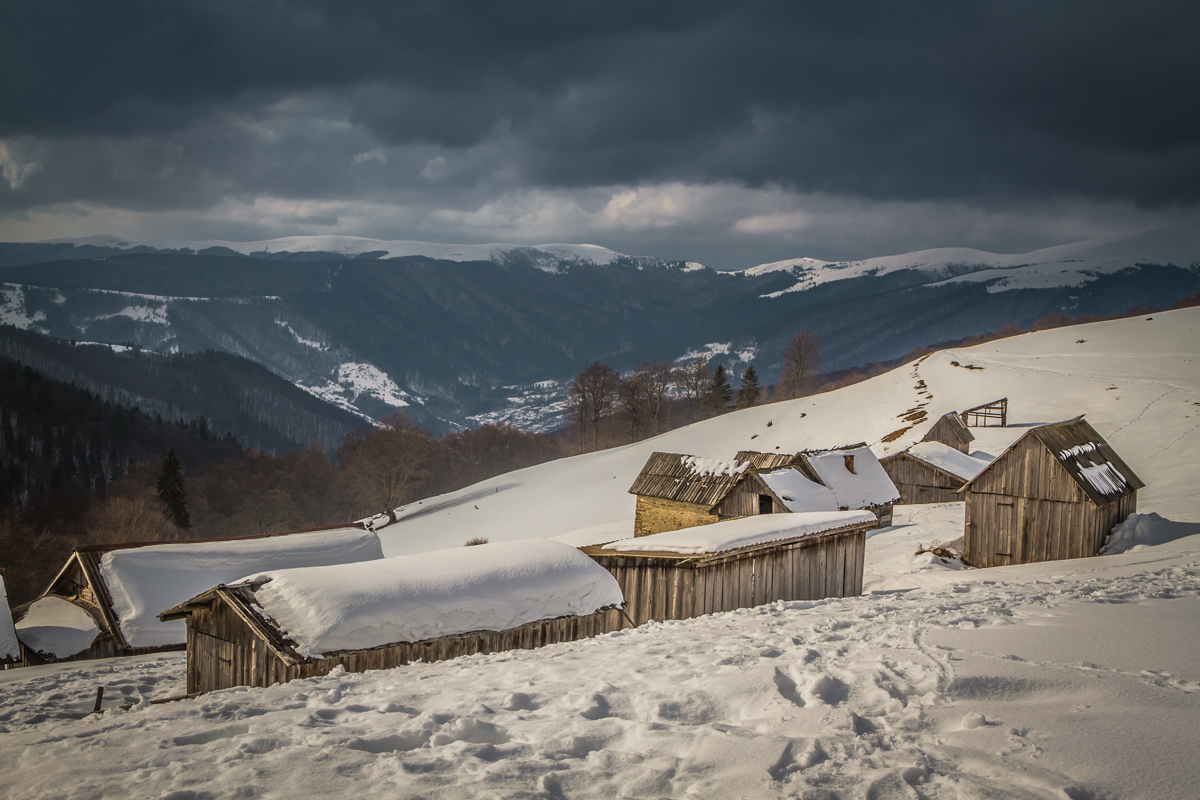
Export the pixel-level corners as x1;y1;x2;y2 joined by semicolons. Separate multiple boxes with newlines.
1;1;1197;268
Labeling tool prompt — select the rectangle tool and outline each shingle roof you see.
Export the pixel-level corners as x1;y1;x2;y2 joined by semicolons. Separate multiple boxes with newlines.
628;452;752;507
1030;416;1144;505
734;450;798;470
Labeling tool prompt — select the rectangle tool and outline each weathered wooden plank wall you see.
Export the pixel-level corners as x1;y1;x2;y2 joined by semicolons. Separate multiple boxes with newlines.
880;454;966;504
593;526;867;629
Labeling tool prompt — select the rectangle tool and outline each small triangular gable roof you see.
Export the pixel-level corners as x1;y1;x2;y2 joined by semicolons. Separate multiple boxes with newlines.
961;416;1144;506
628;452;752;507
922;412;975;447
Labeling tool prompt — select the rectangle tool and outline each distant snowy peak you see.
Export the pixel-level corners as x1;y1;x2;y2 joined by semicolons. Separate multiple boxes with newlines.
741;226;1200;296
43;235;634;270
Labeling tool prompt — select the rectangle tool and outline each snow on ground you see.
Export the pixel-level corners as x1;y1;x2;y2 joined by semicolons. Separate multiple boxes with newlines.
0;308;1197;799
743;225;1200;295
1;529;1197;799
380;308;1200;556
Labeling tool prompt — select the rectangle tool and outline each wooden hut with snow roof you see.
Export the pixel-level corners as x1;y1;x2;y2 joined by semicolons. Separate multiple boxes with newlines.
959;417;1143;568
584;511;877;628
921;412;975;453
789;444;900;527
9;526;384;666
160;540;622;695
880;442;992;505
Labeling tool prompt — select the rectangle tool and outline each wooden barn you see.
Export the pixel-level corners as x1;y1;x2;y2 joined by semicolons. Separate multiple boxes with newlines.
628;452;797;537
10;525;384;666
961;398;1008;427
160;540;622;695
880;441;991;504
959;417;1143;567
921;412;975;453
583;510;877;628
628;448;899;537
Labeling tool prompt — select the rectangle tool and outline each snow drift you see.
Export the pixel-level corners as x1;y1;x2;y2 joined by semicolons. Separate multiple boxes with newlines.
14;597;99;659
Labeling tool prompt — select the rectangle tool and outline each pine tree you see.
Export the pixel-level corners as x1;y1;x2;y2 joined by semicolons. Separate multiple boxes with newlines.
736;364;761;409
710;363;733;411
156;446;191;529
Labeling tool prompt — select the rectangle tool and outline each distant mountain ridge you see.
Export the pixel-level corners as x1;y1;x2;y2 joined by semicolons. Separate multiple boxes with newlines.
741;226;1200;295
0;228;1196;433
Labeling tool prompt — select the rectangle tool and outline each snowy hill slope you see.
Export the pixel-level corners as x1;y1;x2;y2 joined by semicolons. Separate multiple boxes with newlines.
2;311;1198;800
378;307;1200;555
744;225;1200;295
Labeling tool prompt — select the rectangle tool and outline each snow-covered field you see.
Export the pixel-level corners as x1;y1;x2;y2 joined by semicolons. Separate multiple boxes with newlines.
1;309;1198;799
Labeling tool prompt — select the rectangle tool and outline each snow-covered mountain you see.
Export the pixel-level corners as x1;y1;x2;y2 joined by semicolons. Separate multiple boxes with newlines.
742;226;1200;296
3;308;1198;799
42;234;632;271
1;228;1196;431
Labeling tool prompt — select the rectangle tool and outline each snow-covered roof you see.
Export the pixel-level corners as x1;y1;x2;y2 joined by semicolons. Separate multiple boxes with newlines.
757;468;839;512
800;446;901;509
228;539;622;658
99;527;385;648
15;597;100;659
602;511;877;555
0;574;20;661
905;441;991;481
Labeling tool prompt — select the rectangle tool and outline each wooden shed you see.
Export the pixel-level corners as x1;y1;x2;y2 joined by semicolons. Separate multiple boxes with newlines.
921;412;975;453
880;441;991;504
583;511;877;628
10;525;384;666
627;452;804;537
160;540;622;695
960;417;1143;567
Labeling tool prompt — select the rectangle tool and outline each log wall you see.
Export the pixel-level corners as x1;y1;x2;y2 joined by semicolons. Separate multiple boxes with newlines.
592;525;867;629
184;598;621;695
880;454;966;505
714;474;780;519
965;488;1137;568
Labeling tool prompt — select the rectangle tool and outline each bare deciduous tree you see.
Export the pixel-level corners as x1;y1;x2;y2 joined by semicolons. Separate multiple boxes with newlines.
338;413;431;513
775;331;822;401
569;362;620;451
677;356;711;420
634;359;677;434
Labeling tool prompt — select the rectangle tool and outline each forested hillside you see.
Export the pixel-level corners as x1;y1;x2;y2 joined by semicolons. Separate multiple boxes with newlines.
0;326;366;453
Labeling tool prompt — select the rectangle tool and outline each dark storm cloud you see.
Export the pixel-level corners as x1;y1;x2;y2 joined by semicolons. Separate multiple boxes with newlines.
1;0;1197;254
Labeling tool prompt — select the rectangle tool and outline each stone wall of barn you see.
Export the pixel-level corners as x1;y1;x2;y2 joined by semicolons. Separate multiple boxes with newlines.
633;495;717;537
